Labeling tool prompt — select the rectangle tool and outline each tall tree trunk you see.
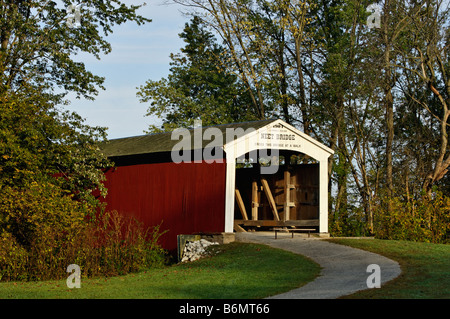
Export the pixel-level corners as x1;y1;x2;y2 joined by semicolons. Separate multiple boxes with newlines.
278;31;290;124
385;88;394;196
383;0;395;202
293;35;310;135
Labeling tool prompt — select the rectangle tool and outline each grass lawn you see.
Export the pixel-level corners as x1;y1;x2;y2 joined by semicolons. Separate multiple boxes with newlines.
330;239;450;299
0;242;320;299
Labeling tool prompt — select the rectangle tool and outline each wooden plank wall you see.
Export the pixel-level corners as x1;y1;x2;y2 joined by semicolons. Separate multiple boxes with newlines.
101;160;227;252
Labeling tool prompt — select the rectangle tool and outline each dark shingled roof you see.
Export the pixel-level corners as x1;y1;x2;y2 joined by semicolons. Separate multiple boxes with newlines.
100;119;278;158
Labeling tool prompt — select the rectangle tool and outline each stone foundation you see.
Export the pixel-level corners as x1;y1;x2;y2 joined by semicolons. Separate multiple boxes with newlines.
177;232;235;262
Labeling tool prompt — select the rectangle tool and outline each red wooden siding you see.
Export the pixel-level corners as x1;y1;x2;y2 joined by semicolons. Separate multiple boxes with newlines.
101;161;227;251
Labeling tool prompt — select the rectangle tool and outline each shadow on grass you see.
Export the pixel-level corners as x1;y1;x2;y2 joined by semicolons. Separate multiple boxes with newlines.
0;242;321;299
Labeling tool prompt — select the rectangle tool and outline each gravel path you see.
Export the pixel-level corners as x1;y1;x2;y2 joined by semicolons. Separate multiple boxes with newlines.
235;232;401;299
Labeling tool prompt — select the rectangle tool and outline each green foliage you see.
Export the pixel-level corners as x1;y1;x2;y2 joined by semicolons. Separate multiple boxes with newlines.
0;181;87;247
0;0;150;198
0;232;28;281
0;0;150;100
374;192;450;244
0;206;168;282
137;16;258;132
0;243;320;299
70;210;168;279
0;91;110;201
0;90;115;282
329;205;369;237
0;1;160;282
0;0;151;208
0;180;88;281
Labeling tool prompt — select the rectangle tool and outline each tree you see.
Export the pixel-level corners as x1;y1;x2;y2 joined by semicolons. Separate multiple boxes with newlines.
0;0;150;253
167;0;450;239
393;0;450;194
137;16;258;132
173;0;320;128
0;0;150;101
0;0;150;195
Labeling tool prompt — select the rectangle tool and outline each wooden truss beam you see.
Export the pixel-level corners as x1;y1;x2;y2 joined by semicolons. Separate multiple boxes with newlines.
235;189;248;220
261;178;280;221
283;170;295;221
251;180;259;221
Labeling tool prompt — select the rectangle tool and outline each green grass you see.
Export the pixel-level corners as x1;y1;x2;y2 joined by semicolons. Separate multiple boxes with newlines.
0;242;320;299
330;239;450;299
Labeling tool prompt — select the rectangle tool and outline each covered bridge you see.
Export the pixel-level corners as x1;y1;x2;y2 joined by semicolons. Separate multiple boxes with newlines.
99;119;334;251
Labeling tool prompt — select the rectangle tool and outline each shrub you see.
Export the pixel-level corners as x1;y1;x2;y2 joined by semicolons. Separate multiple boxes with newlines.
329;206;369;237
72;210;167;278
0;182;167;281
374;191;450;243
0;232;28;281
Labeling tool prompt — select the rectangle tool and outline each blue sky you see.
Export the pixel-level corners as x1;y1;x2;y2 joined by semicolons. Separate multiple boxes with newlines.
66;1;190;139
